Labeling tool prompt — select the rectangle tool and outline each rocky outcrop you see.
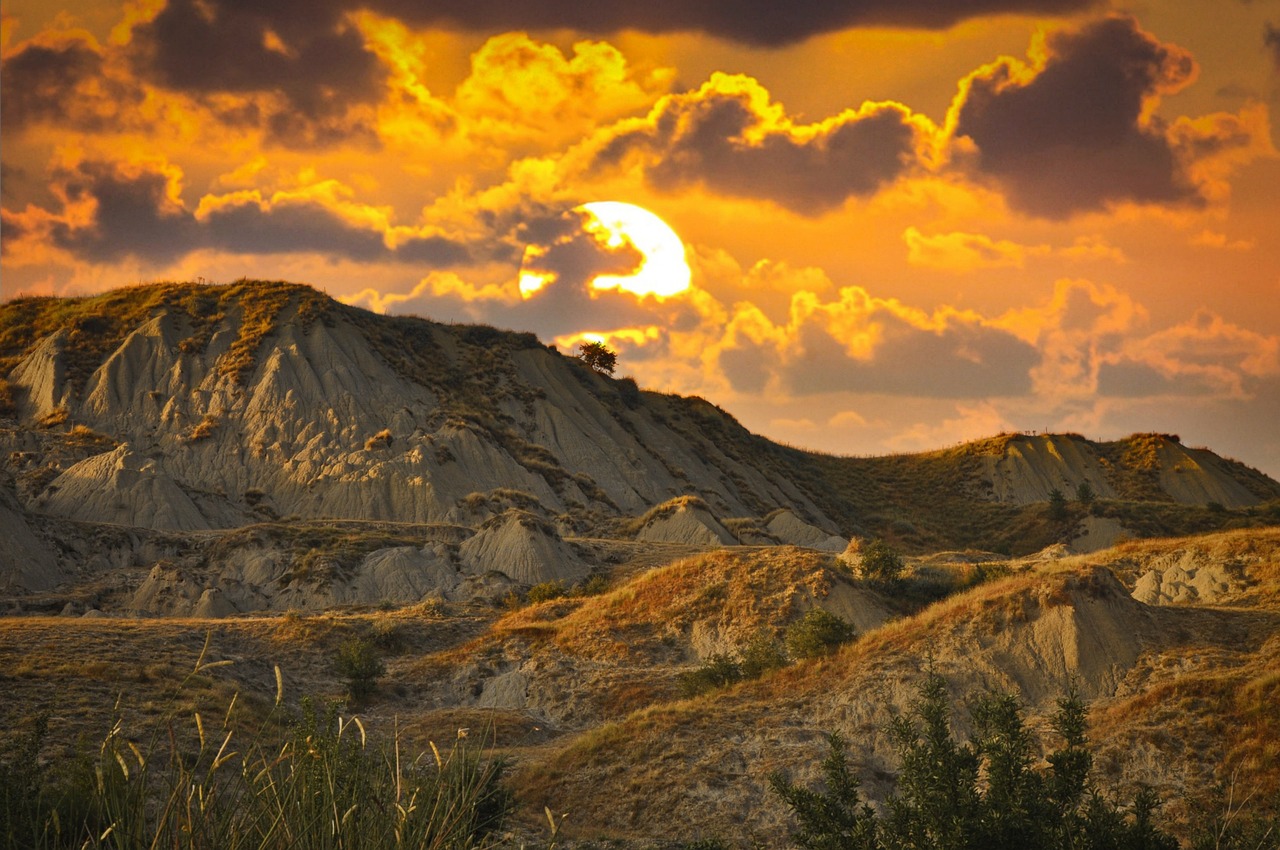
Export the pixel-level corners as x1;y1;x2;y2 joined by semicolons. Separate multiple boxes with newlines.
0;484;62;592
459;510;587;585
38;445;215;531
635;498;737;547
765;509;846;552
981;435;1116;504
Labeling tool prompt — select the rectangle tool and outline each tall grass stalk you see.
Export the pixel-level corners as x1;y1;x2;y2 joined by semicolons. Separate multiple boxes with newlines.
3;643;510;850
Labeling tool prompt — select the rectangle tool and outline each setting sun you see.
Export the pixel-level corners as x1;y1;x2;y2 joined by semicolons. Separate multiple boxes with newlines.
518;202;691;301
579;202;691;299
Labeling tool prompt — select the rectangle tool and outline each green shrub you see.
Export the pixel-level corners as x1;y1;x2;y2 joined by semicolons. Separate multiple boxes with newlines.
785;609;855;660
526;580;568;604
574;573;611;597
859;539;904;583
678;653;743;698
739;629;788;679
771;675;1182;850
334;637;385;702
1048;487;1069;521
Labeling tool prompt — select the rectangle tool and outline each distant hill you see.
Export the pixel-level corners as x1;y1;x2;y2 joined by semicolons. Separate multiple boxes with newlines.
1;279;1277;604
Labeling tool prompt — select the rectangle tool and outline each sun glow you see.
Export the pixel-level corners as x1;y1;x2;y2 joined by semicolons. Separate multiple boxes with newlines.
580;202;691;298
518;201;692;300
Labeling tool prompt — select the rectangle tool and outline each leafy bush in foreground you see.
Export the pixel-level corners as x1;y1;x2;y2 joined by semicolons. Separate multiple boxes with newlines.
771;674;1181;850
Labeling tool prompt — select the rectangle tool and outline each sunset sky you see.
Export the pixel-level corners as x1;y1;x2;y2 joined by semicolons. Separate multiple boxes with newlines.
3;0;1280;477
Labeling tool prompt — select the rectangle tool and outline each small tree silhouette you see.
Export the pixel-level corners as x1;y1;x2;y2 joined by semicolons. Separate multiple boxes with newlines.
1048;488;1069;521
577;341;617;376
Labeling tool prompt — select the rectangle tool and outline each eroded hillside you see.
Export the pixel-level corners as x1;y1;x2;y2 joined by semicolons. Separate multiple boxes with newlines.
2;280;1278;610
2;529;1277;846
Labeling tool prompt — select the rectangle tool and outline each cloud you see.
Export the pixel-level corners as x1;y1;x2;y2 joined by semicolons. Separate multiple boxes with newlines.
2;157;474;266
995;278;1147;400
454;33;673;149
903;227;1043;271
884;401;1017;453
1103;308;1280;399
379;0;1100;47
950;15;1203;218
903;228;1125;271
131;0;382;115
591;74;934;214
0;29;143;132
716;286;1039;397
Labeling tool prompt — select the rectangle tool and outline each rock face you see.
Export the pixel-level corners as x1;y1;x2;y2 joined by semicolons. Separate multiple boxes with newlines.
0;485;61;592
635;498;738;547
2;281;1278;611
459;510;587;585
3;283;830;533
981;434;1117;504
764;509;846;552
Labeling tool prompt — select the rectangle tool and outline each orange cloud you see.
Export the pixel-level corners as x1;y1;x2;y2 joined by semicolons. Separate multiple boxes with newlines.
903;228;1126;271
589;72;939;214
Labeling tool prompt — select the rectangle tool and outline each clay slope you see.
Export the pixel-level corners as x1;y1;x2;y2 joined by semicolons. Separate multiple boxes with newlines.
1;280;1276;566
0;282;827;534
510;538;1280;844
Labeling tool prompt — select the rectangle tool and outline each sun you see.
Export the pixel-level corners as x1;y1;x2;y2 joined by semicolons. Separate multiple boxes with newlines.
519;201;692;300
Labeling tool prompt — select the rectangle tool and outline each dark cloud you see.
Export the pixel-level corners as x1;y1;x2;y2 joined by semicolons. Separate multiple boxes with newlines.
378;0;1099;47
594;78;922;214
13;159;471;266
0;35;142;132
713;302;1038;398
952;15;1201;218
1266;22;1280;70
49;162;201;264
521;209;645;291
130;0;383;145
781;316;1038;397
1096;361;1187;397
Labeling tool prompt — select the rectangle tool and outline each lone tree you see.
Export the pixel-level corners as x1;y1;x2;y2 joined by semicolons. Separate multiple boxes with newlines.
577;341;617;376
1048;487;1069;521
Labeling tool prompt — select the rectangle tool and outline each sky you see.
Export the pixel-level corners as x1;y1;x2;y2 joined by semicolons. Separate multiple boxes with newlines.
3;0;1280;479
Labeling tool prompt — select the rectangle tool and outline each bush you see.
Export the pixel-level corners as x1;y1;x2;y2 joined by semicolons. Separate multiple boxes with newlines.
1048;487;1069;521
526;580;568;604
334;637;385;702
577;340;617;375
859;539;904;583
678;653;743;698
739;629;788;679
785;609;855;660
771;675;1182;850
574;573;611;597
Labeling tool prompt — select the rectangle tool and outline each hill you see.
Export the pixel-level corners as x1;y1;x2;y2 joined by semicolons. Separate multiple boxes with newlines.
2;280;1280;846
1;280;1277;608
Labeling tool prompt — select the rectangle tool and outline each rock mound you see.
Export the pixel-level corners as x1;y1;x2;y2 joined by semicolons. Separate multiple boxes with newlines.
982;434;1115;504
1153;440;1260;507
460;510;586;585
764;509;846;552
634;497;737;547
0;484;62;592
1068;516;1128;554
38;445;212;531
